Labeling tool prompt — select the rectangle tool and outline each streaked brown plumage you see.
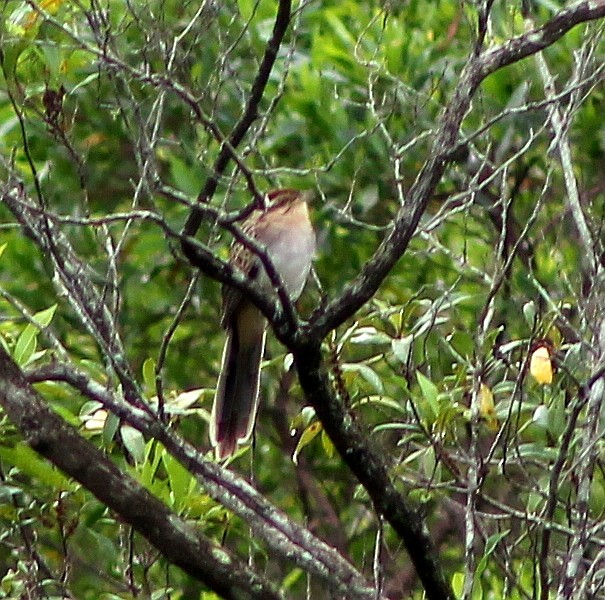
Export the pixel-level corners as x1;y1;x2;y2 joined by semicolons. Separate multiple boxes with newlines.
210;189;316;459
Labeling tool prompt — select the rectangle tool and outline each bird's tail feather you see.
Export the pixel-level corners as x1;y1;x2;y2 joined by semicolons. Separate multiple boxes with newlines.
210;304;266;460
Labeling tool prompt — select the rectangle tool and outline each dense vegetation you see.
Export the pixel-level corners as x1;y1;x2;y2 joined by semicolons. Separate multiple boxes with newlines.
2;1;605;598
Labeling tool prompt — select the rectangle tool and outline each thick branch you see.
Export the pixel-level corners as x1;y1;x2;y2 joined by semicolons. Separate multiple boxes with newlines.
25;363;385;600
293;343;455;600
480;0;605;75
308;0;605;339
0;348;281;600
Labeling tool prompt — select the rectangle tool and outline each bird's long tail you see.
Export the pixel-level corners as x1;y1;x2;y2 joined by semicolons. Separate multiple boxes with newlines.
210;303;266;460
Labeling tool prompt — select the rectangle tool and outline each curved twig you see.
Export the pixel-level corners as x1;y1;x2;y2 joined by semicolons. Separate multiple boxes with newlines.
308;0;605;340
183;0;293;235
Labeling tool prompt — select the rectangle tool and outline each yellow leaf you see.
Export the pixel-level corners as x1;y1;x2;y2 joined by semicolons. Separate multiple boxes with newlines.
83;132;108;149
40;0;64;11
530;346;553;385
23;0;65;31
23;10;39;30
292;421;322;465
479;383;498;431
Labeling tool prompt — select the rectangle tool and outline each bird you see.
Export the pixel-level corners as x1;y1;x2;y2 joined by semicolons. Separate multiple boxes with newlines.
210;189;316;460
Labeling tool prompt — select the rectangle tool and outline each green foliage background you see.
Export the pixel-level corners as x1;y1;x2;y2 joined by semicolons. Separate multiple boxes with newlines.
1;0;605;598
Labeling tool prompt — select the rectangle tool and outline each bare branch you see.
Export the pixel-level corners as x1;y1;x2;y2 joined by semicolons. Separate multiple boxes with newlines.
183;0;293;234
24;362;386;600
1;183;148;412
293;343;455;600
309;0;605;339
0;348;283;600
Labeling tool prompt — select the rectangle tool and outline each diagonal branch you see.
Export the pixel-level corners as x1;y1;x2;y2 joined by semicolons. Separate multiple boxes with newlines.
279;4;605;599
293;343;455;600
25;363;386;600
0;348;282;600
307;0;605;340
183;0;293;235
1;181;147;412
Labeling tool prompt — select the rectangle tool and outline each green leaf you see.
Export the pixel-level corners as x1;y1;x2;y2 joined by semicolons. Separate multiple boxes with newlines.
151;589;175;600
120;425;145;464
349;327;391;345
516;443;559;461
139;441;164;489
82;501;107;528
167;388;204;415
451;572;464;599
13;324;37;366
321;430;335;458
142;357;156;393
102;411;120;447
168;156;204;196
281;567;304;592
416;371;439;419
32;303;57;328
476;529;510;578
290;405;316;432
358;394;407;414
392;335;413;364
70;71;100;94
522;301;536;327
13;304;57;366
590;479;605;516
0;444;74;490
342;363;384;394
163;452;194;512
547;393;566;439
